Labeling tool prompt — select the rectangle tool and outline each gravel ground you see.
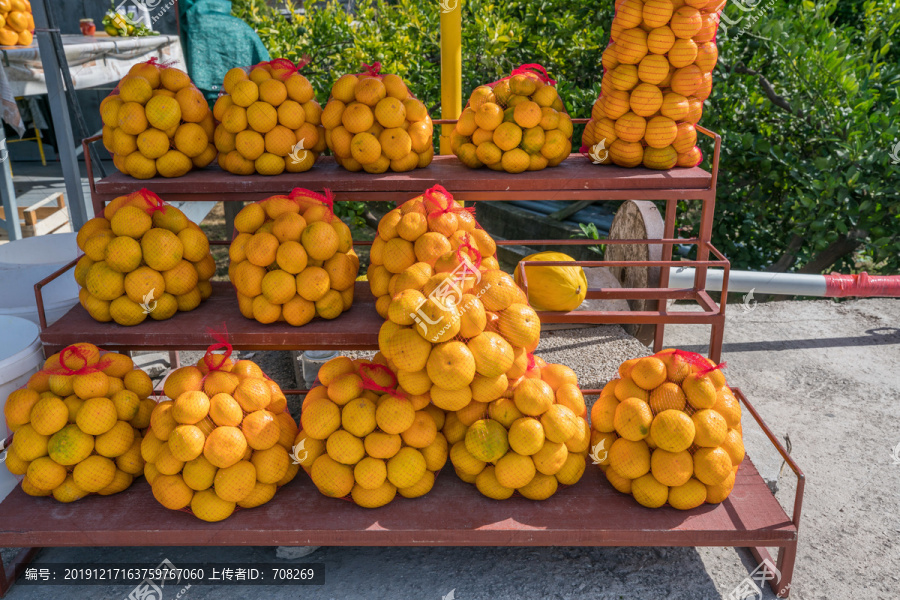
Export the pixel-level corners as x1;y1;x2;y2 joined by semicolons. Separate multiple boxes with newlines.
3;299;899;599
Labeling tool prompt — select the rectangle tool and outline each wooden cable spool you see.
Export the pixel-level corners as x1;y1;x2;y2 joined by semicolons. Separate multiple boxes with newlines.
606;200;664;346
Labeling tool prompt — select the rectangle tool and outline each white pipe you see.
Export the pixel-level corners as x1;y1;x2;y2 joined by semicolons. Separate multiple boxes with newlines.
668;268;828;296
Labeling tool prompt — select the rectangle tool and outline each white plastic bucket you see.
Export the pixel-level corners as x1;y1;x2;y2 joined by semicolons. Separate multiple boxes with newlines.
0;316;44;501
0;232;80;325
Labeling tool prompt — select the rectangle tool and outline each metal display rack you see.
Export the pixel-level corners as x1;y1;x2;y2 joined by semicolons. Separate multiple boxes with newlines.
0;130;803;599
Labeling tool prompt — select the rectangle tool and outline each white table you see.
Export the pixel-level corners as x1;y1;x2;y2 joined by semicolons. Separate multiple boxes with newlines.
0;31;185;240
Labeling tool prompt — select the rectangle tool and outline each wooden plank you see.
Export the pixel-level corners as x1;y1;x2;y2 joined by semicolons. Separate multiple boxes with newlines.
30;208;69;236
0;457;794;548
93;155;714;202
39;281;381;353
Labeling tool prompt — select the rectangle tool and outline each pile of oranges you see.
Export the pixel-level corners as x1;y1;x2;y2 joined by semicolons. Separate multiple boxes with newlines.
101;60;215;178
143;348;299;521
297;358;447;508
370;185;589;499
3;343;152;502
590;349;744;509
74;189;214;326
214;59;326;175
451;65;573;173
0;0;32;46
228;189;359;325
322;63;434;173
583;0;724;169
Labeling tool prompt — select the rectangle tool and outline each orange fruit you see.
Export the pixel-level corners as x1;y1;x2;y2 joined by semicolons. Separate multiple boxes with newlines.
693;447;732;486
690;409;728;447
608;437;650;479
631;357;667;390
425;341;476;391
649;409;695;453
512;378;554;416
613;397;653;441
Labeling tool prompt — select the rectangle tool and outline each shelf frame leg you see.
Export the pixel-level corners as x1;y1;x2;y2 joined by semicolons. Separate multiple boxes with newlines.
748;541;797;598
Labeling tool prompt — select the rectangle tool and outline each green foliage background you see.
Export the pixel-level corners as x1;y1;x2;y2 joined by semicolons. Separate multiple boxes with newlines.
233;0;899;274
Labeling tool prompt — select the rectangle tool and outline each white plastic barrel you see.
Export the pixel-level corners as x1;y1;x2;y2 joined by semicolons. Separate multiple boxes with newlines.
0;316;44;501
0;232;80;325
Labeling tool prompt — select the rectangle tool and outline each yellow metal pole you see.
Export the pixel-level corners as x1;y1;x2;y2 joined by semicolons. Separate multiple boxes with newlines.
439;0;462;155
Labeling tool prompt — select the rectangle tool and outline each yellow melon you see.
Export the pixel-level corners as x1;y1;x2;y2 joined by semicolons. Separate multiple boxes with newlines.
514;251;587;312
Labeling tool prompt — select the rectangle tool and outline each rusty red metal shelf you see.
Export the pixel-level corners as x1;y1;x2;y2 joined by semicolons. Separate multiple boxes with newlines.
0;390;802;598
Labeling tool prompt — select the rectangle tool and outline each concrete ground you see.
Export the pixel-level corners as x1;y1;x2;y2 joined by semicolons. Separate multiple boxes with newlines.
3;297;898;599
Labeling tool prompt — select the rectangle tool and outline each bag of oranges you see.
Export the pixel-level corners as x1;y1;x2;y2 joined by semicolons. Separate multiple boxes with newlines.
368;184;501;319
322;61;435;173
0;0;34;47
214;58;327;175
3;343;152;502
297;358;447;508
371;184;591;500
451;64;573;173
143;335;300;521
74;189;215;326
581;0;726;169
100;58;216;179
228;188;359;325
590;349;744;509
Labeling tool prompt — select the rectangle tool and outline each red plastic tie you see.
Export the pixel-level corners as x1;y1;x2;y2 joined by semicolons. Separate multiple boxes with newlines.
137;188;167;215
456;236;483;270
201;327;233;373
662;349;726;378
266;58;301;80
423;184;473;220
361;61;382;77
526;353;537;372
143;56;178;69
510;63;557;85
359;363;405;398
50;345;114;376
288;187;335;215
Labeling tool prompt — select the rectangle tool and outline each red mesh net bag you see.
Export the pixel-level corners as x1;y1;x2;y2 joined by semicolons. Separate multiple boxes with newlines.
74;188;215;326
227;188;360;325
100;57;216;178
581;0;728;169
2;342;152;502
213;58;326;175
321;61;435;173
296;357;447;507
142;331;300;521
371;184;591;500
589;348;744;509
451;63;573;172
